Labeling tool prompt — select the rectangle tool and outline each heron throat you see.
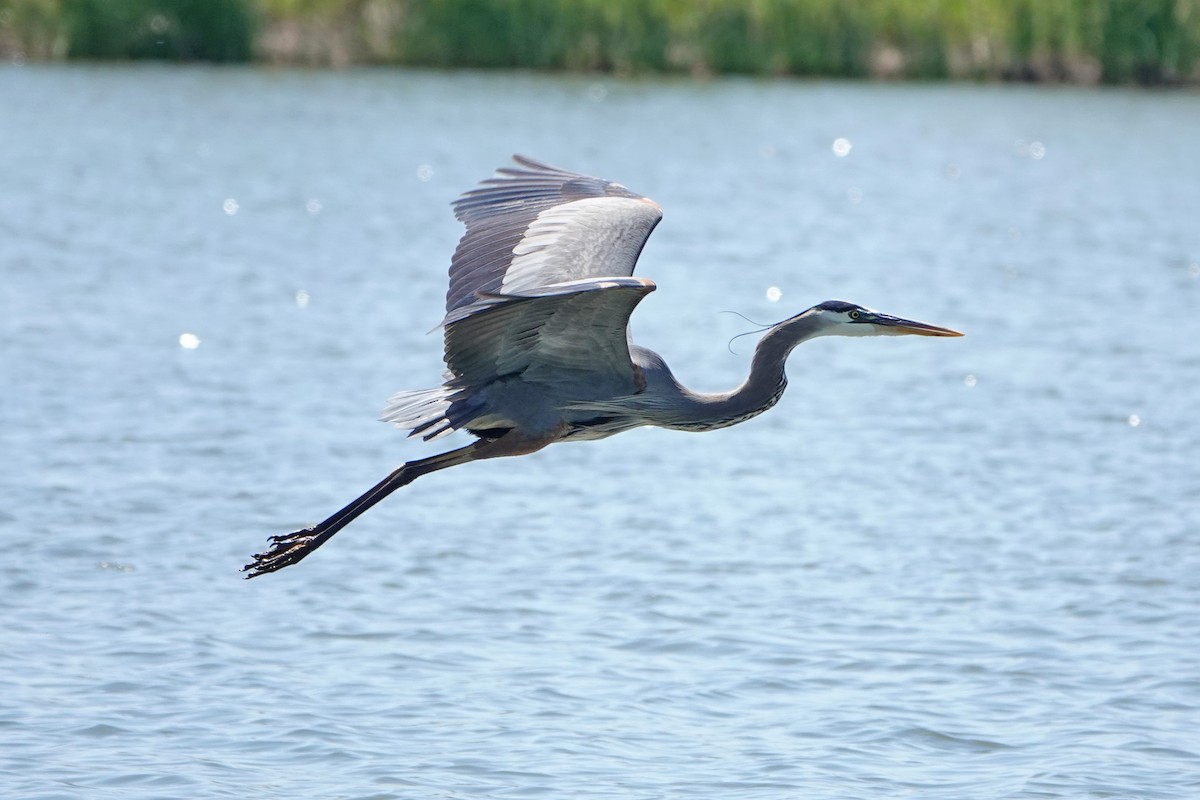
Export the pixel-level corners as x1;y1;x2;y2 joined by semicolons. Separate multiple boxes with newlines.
653;310;824;433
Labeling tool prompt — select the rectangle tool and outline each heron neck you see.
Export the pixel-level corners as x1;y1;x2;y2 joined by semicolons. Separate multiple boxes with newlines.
670;312;824;431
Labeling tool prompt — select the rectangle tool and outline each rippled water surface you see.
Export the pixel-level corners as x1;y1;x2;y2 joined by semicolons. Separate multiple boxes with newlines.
3;66;1200;798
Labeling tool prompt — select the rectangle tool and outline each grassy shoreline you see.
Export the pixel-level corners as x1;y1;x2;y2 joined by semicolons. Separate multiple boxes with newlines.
3;0;1199;85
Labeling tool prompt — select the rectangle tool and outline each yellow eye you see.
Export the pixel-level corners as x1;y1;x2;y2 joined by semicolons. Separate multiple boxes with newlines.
849;310;860;320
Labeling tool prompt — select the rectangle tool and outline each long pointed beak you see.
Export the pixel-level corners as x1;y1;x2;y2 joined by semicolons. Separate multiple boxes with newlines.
869;313;964;337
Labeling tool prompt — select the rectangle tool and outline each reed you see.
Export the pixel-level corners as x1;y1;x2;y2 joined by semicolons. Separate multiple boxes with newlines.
314;0;1200;84
0;0;63;59
0;0;257;61
2;0;1197;84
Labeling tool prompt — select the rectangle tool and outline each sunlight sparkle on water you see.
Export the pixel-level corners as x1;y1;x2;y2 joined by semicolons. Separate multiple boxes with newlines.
766;286;782;302
1014;139;1047;160
178;332;200;350
832;137;852;157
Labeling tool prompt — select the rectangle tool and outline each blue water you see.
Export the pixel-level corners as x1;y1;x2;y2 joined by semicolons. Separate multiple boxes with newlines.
3;65;1200;798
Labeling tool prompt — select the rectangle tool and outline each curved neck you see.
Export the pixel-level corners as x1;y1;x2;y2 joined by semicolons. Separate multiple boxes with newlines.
665;311;825;431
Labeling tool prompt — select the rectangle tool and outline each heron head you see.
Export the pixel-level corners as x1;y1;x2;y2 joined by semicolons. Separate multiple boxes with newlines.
810;300;963;337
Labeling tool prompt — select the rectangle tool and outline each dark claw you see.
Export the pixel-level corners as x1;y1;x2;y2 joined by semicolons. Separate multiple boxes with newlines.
243;527;325;578
269;526;314;544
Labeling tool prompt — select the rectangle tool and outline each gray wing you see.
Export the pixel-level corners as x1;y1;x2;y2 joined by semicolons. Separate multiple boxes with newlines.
442;277;657;405
445;155;663;314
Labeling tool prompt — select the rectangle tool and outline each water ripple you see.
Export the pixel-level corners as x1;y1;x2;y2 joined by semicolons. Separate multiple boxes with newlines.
4;67;1200;799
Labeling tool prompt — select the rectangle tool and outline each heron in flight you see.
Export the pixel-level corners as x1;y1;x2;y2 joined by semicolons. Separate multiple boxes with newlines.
245;156;961;577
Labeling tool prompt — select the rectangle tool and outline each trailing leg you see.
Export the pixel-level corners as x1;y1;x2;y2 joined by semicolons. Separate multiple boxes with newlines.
243;442;481;578
243;429;558;578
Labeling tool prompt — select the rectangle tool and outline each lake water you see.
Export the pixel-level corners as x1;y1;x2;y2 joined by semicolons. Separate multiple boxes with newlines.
3;65;1199;799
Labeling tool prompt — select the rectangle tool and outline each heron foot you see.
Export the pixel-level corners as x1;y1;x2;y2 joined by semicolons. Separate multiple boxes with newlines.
242;525;329;578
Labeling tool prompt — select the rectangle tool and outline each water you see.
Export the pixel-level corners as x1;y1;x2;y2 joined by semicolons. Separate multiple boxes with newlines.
3;65;1200;798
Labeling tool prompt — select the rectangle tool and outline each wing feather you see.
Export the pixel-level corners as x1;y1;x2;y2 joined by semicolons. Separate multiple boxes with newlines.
443;278;656;402
445;156;662;313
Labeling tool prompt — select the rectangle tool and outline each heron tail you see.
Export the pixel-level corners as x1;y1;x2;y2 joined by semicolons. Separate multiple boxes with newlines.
380;386;457;440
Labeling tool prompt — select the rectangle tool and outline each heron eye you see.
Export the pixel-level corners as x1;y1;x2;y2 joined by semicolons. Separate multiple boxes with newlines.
849;310;861;320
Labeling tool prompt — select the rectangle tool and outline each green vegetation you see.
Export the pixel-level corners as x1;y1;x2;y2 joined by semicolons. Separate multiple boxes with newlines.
1;0;255;60
2;0;1198;84
63;0;255;61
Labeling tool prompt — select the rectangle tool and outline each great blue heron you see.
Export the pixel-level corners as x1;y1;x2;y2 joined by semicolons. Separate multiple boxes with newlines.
245;156;961;578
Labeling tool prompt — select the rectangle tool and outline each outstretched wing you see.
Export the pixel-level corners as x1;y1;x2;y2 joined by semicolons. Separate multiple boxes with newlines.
445;155;663;314
391;157;664;440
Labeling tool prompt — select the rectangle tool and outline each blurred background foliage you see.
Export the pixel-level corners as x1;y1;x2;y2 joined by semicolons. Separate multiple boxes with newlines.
1;0;1198;83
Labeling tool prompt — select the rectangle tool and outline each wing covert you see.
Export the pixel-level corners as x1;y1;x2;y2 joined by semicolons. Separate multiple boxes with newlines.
442;278;657;402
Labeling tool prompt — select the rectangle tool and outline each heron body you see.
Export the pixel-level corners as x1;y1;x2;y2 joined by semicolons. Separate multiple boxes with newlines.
245;156;961;577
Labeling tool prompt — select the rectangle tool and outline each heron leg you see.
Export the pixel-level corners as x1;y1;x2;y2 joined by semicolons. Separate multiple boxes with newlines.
242;430;557;578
